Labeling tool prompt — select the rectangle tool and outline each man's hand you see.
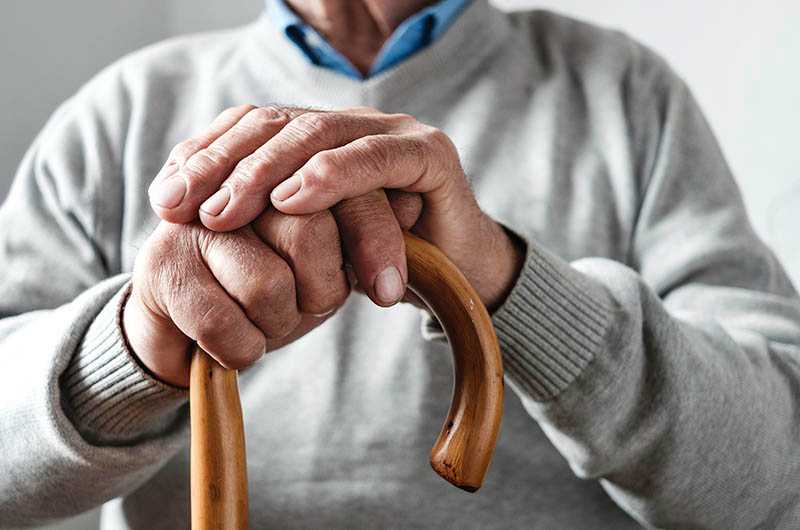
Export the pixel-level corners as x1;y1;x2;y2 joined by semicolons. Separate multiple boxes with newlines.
123;210;354;388
150;105;424;307
126;189;423;387
148;105;524;310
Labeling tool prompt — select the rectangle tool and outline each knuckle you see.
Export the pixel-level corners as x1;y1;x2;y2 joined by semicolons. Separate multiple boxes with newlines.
302;298;334;317
195;305;232;349
217;104;256;123
147;223;200;282
292;112;333;139
388;112;416;125
404;135;428;158
424;127;456;156
405;137;428;168
199;143;233;168
244;105;291;131
357;136;392;169
145;228;173;260
238;276;277;317
261;104;291;121
261;266;302;334
215;332;265;370
259;306;300;339
143;242;171;274
228;152;270;190
261;262;296;301
242;149;272;171
242;261;298;338
180;149;228;182
232;103;258;115
401;135;434;177
232;344;265;369
284;211;337;258
147;223;189;263
302;280;349;315
300;170;326;195
170;138;202;163
306;152;339;185
279;310;303;337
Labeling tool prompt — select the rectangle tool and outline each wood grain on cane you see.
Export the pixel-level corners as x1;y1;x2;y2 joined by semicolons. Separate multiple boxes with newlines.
189;231;504;529
190;350;248;530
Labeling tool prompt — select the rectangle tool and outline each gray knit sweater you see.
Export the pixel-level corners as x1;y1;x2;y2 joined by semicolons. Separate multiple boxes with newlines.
1;1;799;528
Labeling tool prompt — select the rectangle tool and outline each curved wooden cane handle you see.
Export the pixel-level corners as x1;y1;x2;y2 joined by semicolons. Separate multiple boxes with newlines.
190;231;504;529
403;232;504;491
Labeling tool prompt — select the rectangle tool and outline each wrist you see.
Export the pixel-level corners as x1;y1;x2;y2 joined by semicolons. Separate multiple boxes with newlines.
481;219;526;312
63;281;189;443
122;287;192;388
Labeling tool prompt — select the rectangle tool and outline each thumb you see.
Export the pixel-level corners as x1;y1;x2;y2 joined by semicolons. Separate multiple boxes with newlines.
331;190;409;307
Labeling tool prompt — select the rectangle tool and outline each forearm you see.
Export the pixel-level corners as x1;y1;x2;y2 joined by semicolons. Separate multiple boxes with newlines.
492;241;800;528
0;276;187;526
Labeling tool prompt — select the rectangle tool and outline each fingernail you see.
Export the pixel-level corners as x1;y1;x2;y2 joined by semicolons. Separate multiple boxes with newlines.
374;266;404;305
151;177;187;209
272;175;301;202
200;187;231;216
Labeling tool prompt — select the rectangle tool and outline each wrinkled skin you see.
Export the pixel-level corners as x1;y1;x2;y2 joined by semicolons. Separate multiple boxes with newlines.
128;105;524;387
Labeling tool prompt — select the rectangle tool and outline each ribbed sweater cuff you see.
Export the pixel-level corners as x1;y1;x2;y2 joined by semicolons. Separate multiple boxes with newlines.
61;283;187;444
492;240;614;402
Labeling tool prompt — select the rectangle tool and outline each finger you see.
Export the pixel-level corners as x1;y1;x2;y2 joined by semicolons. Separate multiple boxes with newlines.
198;111;404;232
166;105;257;168
270;132;462;215
149;104;255;209
335;190;420;300
332;190;407;307
343;263;426;309
252;208;350;315
385;190;423;230
200;226;302;341
157;230;267;371
151;106;298;223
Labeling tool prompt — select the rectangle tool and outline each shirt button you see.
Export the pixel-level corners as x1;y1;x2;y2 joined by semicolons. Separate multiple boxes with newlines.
306;32;323;47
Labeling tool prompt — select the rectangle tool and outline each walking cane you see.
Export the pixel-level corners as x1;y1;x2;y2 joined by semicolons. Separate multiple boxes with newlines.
190;231;505;529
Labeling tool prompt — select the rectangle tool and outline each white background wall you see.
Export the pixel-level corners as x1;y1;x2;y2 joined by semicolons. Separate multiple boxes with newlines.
2;1;798;529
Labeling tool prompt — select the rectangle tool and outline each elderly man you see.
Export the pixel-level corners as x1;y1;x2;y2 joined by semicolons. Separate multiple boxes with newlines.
1;0;799;528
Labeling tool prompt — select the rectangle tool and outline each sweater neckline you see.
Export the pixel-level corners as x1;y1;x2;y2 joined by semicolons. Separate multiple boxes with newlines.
245;0;511;108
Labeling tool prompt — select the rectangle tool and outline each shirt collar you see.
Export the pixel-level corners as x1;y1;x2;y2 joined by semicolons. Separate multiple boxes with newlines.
265;0;470;79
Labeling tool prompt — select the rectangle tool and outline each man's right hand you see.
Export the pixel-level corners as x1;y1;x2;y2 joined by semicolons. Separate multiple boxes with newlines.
123;209;352;388
124;187;422;388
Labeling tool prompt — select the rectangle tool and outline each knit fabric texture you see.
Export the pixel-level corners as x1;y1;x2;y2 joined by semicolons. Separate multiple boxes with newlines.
1;1;799;528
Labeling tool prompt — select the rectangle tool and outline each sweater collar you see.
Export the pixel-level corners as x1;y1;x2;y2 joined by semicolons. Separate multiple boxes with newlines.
266;0;471;79
247;0;511;108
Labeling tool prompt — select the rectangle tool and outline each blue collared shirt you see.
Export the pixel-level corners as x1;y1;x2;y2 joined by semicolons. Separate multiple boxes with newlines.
266;0;470;79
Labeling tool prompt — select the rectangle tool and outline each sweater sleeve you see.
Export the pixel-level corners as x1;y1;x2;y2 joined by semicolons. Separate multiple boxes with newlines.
490;55;800;527
0;80;187;527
